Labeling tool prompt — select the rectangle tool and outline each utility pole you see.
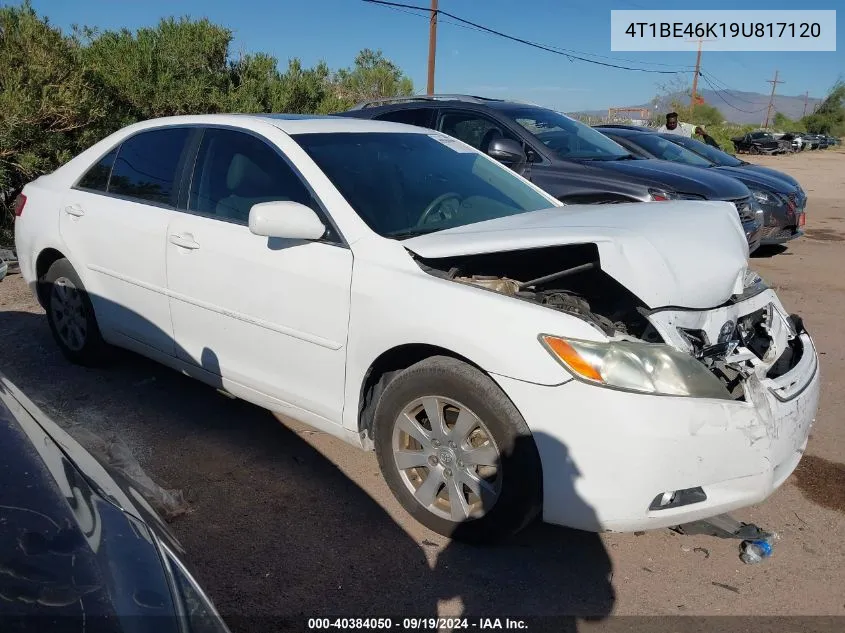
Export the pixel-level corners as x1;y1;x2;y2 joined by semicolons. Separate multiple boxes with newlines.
763;70;784;128
686;37;715;108
426;0;438;95
802;90;809;117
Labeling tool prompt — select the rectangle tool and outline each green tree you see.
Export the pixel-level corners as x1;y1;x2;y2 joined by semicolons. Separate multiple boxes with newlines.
772;112;806;133
801;80;845;136
80;17;232;118
332;48;414;105
0;2;114;240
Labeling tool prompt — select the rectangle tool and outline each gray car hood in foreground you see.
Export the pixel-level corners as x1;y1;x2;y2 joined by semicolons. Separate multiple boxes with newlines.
404;201;750;310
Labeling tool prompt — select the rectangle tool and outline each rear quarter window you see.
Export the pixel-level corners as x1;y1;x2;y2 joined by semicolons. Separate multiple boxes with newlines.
77;148;118;192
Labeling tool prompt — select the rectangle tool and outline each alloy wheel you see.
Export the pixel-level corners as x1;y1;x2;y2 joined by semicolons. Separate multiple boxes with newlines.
50;277;88;352
392;396;502;522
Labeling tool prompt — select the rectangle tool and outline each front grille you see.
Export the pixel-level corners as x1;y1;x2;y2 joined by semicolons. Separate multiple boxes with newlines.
731;196;756;222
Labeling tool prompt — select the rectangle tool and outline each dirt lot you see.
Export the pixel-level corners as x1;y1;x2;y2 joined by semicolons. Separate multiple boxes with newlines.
1;149;844;627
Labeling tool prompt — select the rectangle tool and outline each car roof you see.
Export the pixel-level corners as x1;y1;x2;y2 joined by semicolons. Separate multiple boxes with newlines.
342;98;551;116
103;113;437;136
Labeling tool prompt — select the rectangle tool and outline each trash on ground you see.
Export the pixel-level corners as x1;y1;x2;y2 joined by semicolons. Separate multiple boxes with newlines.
739;537;774;564
672;512;773;541
68;426;190;521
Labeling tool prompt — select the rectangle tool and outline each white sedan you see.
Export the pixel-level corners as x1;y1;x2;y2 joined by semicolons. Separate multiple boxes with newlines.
14;114;819;543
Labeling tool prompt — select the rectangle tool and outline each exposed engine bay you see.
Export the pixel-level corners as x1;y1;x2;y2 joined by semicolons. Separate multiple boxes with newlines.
412;244;809;402
413;243;658;340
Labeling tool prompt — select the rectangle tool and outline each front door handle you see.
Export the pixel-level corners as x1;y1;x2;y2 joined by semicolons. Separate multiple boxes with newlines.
169;233;200;250
64;204;85;217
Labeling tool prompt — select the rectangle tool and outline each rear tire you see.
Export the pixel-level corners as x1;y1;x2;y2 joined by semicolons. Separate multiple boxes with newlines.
373;356;542;544
42;258;112;366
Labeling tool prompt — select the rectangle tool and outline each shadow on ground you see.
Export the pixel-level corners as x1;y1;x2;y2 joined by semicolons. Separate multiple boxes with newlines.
751;244;789;259
0;304;614;631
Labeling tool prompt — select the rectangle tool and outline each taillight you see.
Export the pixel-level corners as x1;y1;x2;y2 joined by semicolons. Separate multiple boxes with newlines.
13;194;27;217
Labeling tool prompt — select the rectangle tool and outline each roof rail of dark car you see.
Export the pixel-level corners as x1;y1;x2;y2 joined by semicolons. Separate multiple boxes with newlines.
348;94;506;110
592;124;653;131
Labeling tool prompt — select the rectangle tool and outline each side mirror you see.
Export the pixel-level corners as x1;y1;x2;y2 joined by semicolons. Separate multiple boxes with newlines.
486;138;527;165
248;201;326;240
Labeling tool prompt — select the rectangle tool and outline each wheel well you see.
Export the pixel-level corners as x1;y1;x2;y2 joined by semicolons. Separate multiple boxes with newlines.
35;248;66;307
357;344;483;449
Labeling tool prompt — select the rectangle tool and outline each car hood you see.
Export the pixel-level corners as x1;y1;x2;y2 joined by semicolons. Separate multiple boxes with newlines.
713;165;791;192
403;201;749;309
739;164;801;189
0;376;180;625
592;159;750;200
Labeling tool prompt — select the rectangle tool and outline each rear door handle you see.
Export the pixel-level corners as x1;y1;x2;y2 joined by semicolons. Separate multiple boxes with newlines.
169;233;200;250
64;204;85;217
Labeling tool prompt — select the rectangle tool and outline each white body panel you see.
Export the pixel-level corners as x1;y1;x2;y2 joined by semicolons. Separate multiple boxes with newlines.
13;113;821;533
165;211;352;423
59;190;175;354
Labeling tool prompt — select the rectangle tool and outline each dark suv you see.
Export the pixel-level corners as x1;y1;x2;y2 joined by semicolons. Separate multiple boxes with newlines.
340;95;762;251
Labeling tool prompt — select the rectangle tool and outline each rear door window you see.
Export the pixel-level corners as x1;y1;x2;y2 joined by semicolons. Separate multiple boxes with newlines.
108;128;192;206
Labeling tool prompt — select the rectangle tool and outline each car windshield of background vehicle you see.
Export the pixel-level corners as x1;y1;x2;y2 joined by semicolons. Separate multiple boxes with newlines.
504;108;632;161
669;135;745;167
633;134;713;167
293;132;556;239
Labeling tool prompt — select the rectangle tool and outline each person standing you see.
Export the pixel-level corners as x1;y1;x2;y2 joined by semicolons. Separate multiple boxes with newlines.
657;112;695;137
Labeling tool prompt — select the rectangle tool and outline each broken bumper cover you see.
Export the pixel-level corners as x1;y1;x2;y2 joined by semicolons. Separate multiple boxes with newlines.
492;333;819;533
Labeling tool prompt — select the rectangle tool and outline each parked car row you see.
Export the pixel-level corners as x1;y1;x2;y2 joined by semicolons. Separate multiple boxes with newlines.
732;130;840;154
342;96;766;252
343;95;815;252
595;126;806;245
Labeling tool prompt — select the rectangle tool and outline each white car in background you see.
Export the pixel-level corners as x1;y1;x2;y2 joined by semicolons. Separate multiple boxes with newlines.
14;114;820;542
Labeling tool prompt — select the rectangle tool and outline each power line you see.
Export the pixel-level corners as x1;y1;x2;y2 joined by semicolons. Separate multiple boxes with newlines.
701;71;764;105
700;73;768;114
361;0;690;74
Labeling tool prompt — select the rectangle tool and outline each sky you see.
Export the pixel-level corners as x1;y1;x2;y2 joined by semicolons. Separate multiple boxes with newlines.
29;0;844;113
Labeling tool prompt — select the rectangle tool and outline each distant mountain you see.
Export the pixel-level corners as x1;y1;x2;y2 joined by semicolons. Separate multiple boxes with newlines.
572;89;823;125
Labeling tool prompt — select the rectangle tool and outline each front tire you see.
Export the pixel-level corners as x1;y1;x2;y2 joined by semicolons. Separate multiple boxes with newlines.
373;356;542;543
42;258;112;366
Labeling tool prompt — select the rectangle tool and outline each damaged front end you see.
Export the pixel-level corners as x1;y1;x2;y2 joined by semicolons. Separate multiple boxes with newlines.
413;243;659;340
411;244;816;411
645;272;816;406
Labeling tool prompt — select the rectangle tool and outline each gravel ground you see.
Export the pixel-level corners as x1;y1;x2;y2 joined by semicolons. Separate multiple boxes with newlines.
1;149;843;628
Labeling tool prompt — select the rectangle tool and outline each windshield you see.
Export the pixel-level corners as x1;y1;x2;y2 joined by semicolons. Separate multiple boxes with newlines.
667;135;744;167
626;134;713;167
503;107;631;160
293;132;556;238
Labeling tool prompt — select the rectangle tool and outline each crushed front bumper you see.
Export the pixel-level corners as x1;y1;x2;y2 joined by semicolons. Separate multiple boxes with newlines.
493;289;820;533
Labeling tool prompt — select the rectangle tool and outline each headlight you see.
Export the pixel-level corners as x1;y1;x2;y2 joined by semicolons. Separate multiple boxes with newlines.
648;189;706;202
540;335;732;399
751;189;771;204
752;189;788;207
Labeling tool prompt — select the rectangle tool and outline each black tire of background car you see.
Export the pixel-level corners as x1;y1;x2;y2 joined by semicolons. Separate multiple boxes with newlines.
372;355;542;544
42;258;113;366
